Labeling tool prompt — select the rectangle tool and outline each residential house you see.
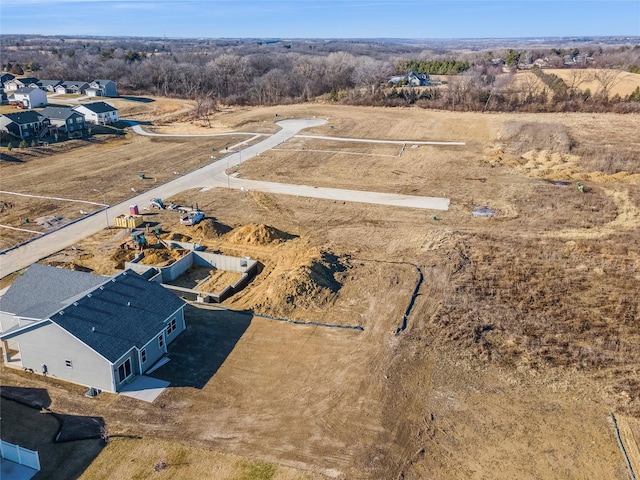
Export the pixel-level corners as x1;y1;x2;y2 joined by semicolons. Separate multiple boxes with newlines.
8;87;48;108
388;71;432;87
38;79;63;92
73;101;119;125
0;111;49;140
0;73;16;85
0;264;186;393
41;106;85;136
54;81;90;95
86;79;118;98
4;77;40;91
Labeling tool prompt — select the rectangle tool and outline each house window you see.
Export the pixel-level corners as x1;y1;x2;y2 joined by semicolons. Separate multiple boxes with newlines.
158;334;164;349
65;359;73;368
166;318;177;335
141;349;147;364
118;358;132;383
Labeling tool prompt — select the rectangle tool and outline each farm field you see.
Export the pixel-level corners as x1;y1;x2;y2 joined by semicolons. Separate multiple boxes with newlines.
1;99;639;479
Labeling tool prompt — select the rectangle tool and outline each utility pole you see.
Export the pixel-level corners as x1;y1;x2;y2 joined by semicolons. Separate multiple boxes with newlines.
93;188;109;229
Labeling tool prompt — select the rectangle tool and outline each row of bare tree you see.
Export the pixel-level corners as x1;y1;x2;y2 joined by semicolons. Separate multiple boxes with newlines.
1;36;638;112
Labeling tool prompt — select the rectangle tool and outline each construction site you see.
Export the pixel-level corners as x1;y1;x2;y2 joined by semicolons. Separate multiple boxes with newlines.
0;98;639;479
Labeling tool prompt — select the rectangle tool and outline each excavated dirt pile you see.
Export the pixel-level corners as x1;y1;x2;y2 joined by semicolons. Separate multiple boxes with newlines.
195;218;232;239
240;248;349;318
227;223;295;245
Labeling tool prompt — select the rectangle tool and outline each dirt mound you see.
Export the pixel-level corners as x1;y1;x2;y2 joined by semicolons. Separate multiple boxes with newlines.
140;249;182;267
227;223;295;245
110;249;137;269
247;249;348;317
41;261;93;273
164;232;192;242
195;218;232;239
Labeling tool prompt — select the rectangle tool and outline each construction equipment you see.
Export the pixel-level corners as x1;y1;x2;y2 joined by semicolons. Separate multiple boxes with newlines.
153;232;172;250
119;230;147;250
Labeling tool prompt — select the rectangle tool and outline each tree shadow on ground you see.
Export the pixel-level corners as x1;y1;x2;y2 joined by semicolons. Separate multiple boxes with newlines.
120;96;155;103
152;305;252;389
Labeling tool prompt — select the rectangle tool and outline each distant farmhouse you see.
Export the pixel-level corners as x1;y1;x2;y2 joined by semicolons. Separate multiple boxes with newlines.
0;264;186;394
388;71;433;87
73;101;119;125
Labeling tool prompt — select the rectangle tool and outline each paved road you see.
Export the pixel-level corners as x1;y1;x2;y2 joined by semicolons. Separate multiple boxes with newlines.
0;118;452;278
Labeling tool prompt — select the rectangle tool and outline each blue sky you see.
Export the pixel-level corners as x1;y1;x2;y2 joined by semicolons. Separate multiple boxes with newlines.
1;0;638;38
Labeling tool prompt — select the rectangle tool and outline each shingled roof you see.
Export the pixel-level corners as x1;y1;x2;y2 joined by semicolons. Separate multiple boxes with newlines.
75;101;116;114
51;269;185;362
0;264;106;319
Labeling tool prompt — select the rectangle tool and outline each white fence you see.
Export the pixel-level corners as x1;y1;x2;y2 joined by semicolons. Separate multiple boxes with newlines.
0;440;41;471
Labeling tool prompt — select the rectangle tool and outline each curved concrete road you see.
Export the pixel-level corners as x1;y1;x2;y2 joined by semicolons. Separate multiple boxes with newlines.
0;118;451;278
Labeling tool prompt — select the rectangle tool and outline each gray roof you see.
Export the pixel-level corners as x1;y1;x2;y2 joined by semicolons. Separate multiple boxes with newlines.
0;264;106;319
41;106;82;120
75;101;117;114
1;111;46;125
11;77;39;86
13;86;41;94
51;269;185;362
38;80;63;87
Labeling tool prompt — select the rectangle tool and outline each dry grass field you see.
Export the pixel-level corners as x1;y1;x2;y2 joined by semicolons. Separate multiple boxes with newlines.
1;99;639;479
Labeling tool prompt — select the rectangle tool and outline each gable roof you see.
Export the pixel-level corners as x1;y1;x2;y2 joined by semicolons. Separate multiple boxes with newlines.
10;77;40;86
74;101;117;114
13;86;41;95
0;264;106;318
51;269;185;362
0;73;16;83
38;80;63;88
41;106;82;121
0;111;46;125
91;79;115;86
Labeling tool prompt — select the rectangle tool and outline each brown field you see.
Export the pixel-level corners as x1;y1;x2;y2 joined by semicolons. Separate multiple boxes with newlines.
1;100;639;479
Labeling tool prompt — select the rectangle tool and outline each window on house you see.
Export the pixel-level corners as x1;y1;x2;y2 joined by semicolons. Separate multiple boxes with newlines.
141;349;147;364
166;318;177;335
158;334;164;349
118;358;132;383
65;359;73;368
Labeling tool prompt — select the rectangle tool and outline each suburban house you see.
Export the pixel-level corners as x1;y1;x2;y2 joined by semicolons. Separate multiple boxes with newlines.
73;101;119;125
38;79;64;92
388;71;432;87
0;73;16;85
0;111;49;139
54;81;90;95
40;106;85;136
3;77;40;91
86;79;118;98
8;87;48;109
0;264;186;394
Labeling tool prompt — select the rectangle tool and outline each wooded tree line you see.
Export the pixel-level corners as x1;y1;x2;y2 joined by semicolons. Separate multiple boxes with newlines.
1;36;639;112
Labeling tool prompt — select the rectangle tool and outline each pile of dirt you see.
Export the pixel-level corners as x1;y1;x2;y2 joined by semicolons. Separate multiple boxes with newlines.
41;261;93;273
195;218;232;239
227;223;295;245
249;249;348;316
140;250;182;267
164;232;192;242
110;249;137;269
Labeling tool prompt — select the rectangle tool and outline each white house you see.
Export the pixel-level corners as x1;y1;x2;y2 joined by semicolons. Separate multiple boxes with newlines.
8;87;48;108
73;101;119;125
3;77;39;91
86;80;118;98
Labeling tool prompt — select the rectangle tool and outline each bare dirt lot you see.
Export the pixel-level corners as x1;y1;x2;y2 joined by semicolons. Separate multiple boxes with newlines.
1;101;639;479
